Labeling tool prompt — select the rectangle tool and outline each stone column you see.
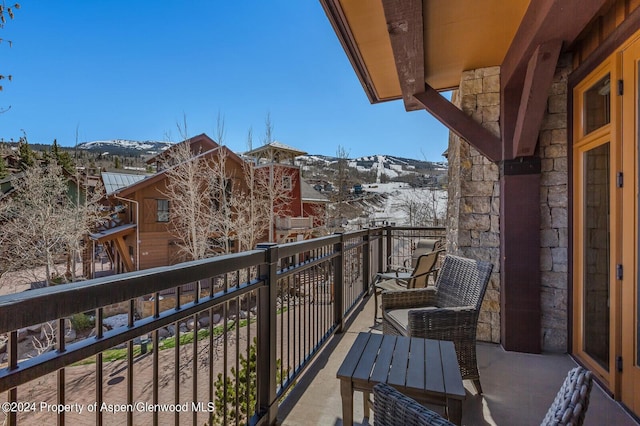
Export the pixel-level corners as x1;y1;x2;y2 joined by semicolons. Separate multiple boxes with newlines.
446;67;501;343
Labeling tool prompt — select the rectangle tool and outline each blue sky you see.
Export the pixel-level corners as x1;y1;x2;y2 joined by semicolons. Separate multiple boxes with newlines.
0;1;449;161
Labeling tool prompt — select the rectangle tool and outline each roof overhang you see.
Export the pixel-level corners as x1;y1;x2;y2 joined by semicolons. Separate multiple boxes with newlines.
321;0;530;109
321;0;612;161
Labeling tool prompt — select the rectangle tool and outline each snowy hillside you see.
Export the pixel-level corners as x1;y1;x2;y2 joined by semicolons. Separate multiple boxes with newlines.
77;140;173;156
344;182;447;230
296;153;447;182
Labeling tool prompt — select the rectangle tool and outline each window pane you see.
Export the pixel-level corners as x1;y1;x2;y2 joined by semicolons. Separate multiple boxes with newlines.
583;142;610;370
157;199;169;222
584;74;611;135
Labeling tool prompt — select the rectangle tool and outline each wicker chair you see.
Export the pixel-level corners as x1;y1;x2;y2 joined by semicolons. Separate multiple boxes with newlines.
541;366;594;426
381;254;493;393
373;249;444;321
373;367;593;426
373;383;455;426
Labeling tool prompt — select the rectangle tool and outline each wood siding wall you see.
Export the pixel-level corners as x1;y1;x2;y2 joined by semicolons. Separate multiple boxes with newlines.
573;0;640;68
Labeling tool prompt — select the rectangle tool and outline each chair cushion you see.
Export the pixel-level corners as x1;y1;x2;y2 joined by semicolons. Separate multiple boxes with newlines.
376;279;408;293
383;309;410;335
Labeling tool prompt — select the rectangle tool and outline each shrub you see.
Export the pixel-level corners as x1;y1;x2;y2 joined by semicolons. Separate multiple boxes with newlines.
70;313;93;332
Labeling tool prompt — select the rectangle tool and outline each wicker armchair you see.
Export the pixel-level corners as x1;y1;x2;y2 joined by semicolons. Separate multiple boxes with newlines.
541;367;594;426
381;255;493;393
373;366;593;426
373;383;455;426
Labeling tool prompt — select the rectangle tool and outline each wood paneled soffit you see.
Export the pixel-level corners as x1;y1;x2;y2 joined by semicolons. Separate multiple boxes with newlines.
414;87;502;163
381;0;425;111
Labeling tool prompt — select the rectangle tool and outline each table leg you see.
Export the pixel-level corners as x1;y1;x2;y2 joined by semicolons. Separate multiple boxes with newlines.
340;379;354;426
362;390;370;418
447;399;462;426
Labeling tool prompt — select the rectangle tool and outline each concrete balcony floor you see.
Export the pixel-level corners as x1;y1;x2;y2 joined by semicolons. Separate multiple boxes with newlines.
278;295;639;426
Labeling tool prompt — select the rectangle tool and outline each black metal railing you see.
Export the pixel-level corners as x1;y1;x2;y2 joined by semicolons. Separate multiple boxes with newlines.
0;226;444;425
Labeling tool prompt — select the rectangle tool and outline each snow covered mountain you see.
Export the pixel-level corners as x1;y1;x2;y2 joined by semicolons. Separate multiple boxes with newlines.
77;140;173;156
296;154;447;181
75;139;447;182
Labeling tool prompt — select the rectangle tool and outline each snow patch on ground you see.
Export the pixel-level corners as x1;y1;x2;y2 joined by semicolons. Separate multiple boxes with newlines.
347;183;447;229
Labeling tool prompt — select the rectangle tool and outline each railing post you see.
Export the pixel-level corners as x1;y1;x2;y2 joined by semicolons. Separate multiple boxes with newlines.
363;229;371;295
256;243;279;425
385;225;392;271
333;233;344;333
378;228;385;273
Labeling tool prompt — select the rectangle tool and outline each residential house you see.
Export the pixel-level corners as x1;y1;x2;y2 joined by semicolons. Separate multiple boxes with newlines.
321;0;640;415
245;141;329;243
90;134;246;273
90;135;328;275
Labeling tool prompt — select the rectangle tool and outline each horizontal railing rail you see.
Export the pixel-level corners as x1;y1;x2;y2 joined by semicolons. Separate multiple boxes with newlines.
0;226;439;425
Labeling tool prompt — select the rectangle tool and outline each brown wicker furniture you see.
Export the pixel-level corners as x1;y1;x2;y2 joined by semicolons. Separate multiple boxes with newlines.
381;254;492;394
337;332;465;426
373;249;444;321
373;383;455;426
372;366;594;426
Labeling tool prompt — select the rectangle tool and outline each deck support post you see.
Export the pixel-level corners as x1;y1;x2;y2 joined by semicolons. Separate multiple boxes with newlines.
500;158;542;353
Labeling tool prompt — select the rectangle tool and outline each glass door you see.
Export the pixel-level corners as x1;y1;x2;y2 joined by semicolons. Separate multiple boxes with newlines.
572;64;619;389
582;143;611;371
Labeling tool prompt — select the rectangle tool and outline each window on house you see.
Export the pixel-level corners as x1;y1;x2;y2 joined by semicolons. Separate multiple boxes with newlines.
282;175;292;190
157;199;170;222
584;74;611;135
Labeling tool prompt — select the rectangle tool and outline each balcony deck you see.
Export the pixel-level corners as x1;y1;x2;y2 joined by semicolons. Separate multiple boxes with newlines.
279;295;639;426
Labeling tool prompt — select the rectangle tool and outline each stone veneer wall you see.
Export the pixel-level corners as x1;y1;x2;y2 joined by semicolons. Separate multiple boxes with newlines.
539;53;571;352
447;57;571;351
446;66;501;343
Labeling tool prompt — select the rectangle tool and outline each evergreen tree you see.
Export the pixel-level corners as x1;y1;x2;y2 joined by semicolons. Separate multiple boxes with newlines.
52;139;74;173
17;137;35;170
0;155;8;179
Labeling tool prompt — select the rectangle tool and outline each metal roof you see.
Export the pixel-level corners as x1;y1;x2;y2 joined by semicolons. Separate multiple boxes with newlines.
244;141;307;157
102;172;147;195
301;179;329;203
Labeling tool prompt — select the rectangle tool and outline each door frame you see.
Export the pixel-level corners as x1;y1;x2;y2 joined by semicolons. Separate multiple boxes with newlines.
620;32;640;413
572;30;640;414
572;57;621;392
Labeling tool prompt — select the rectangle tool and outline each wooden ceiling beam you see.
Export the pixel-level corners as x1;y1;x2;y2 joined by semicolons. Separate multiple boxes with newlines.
502;0;610;91
414;86;502;162
501;0;609;157
513;40;563;157
381;0;425;111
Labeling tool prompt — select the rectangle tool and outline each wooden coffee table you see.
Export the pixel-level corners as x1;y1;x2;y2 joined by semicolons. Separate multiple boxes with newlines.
337;332;465;425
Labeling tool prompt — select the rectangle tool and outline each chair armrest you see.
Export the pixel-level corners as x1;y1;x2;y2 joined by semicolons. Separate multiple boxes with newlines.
381;287;438;310
386;264;412;274
407;306;478;339
373;383;455;426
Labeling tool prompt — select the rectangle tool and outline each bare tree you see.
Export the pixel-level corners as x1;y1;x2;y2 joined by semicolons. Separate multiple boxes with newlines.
325;145;353;230
207;147;239;254
65;177;106;281
161;140;219;261
0;2;19;99
395;188;446;226
256;163;296;242
234;129;269;251
0;161;105;287
262;112;274;145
